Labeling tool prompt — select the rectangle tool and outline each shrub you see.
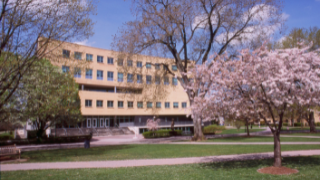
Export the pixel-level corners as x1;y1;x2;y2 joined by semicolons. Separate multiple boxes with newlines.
260;121;265;126
235;121;243;130
27;130;38;139
294;122;301;127
203;125;226;134
0;132;14;140
283;123;288;127
316;122;320;126
142;129;182;139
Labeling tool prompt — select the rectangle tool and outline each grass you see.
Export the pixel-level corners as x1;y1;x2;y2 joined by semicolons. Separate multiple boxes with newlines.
218;128;265;134
15;144;320;163
284;127;320;131
2;156;320;180
284;133;320;136
207;136;320;142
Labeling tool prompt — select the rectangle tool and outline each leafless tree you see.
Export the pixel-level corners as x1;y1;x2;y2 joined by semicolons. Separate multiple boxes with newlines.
112;0;284;141
0;0;96;115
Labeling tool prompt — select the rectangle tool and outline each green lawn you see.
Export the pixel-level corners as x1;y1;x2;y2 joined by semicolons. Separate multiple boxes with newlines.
218;128;265;134
207;136;320;142
284;133;320;136
283;127;320;131
16;144;320;163
2;156;320;180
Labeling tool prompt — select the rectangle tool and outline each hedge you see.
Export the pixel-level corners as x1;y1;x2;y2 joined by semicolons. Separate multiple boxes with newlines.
203;125;226;134
294;122;301;127
0;132;14;141
316;122;320;126
0;134;92;146
143;129;182;139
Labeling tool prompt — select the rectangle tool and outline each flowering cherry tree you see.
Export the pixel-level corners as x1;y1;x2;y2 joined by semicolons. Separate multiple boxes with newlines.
146;118;161;131
188;44;320;167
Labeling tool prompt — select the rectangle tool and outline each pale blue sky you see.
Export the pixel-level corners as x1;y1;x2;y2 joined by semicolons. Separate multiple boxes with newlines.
80;0;320;50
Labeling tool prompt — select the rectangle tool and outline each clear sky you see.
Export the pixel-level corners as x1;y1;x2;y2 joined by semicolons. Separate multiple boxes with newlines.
80;0;320;50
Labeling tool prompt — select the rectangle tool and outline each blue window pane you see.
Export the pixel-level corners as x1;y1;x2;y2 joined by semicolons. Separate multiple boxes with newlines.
165;102;170;108
137;61;142;68
137;74;142;83
74;68;81;78
172;77;178;86
62;66;70;73
172;65;177;71
97;70;103;80
108;57;114;64
86;54;93;61
127;74;133;83
74;52;82;60
118;73;123;82
107;71;114;81
173;102;178;108
86;69;92;79
146;63;151;69
97;56;104;63
146;75;152;84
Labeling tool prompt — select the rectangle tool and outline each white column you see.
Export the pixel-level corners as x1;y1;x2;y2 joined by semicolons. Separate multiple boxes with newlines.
114;86;117;93
81;85;84;90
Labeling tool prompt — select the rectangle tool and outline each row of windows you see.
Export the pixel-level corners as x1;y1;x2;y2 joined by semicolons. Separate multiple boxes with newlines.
63;66;180;85
62;49;177;71
85;100;187;109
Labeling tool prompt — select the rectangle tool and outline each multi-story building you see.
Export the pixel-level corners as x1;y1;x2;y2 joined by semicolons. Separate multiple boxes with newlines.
48;41;194;134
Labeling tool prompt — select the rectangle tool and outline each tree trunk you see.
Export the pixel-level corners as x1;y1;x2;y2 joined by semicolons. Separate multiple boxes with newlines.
308;112;316;133
246;121;250;137
273;131;282;167
192;117;205;141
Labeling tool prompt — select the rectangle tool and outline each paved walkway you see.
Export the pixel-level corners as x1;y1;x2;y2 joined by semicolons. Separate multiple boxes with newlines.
1;150;320;171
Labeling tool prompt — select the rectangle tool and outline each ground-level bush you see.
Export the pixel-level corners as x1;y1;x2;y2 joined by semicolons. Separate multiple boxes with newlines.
316;122;320;126
143;129;182;139
0;134;92;146
294;122;301;127
203;125;226;134
0;132;14;140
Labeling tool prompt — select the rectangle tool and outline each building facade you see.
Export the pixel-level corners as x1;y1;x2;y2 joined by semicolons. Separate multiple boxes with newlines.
48;41;194;134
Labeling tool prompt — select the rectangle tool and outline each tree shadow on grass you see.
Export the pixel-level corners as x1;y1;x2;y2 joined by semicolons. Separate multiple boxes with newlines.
20;145;134;163
199;156;320;170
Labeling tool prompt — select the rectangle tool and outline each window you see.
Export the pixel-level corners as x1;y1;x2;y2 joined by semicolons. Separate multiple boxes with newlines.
107;101;114;108
155;63;160;70
173;102;179;108
74;52;82;60
74;68;81;78
96;100;103;107
155;76;160;85
63;49;70;58
107;57;114;64
118;59;123;66
127;74;133;83
163;64;169;71
127;60;133;67
85;100;92;107
172;77;178;86
172;65;177;71
189;78;194;83
165;102;170;108
97;70;103;80
164;77;169;85
118;73;123;82
137;61;142;68
62;66;70;73
86;69;92;79
182;102;187;108
97;56;104;63
128;101;133;108
118;101;124;108
107;71;114;81
147;102;153;108
86;54;93;61
137;102;143;108
137;74;142;83
146;75;152;84
146;63;152;69
156;102;161;108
